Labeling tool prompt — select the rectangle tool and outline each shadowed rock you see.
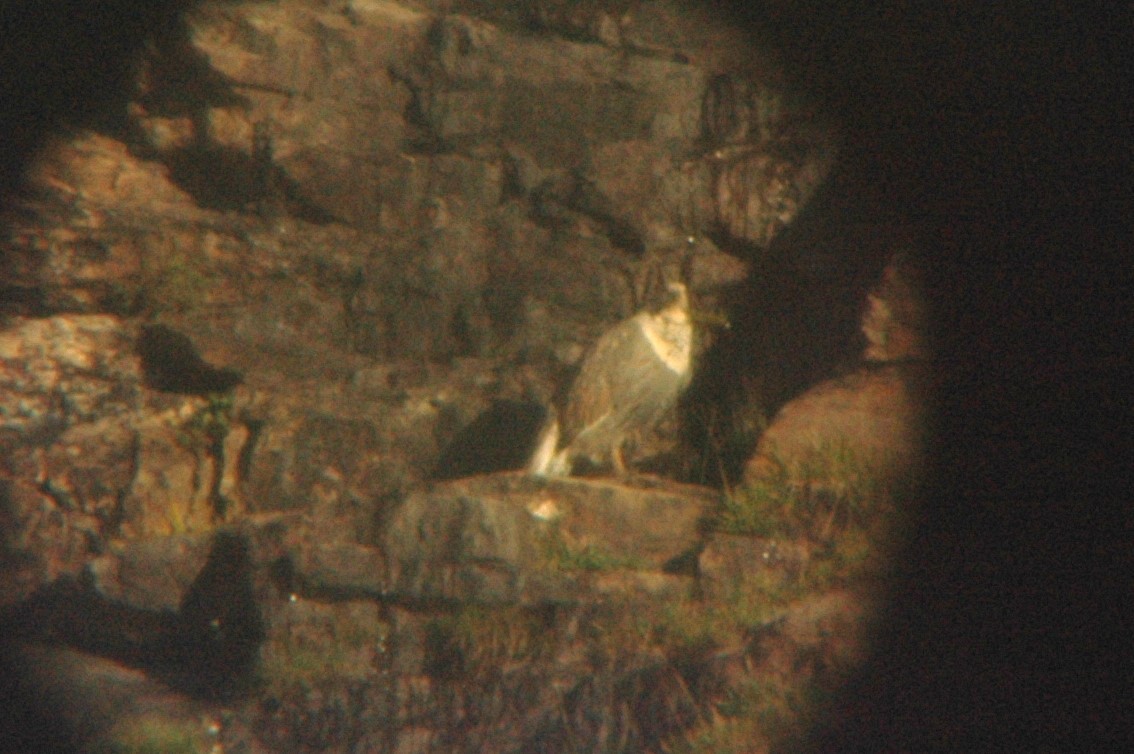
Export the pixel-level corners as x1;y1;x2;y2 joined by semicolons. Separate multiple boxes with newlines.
137;324;243;395
434;400;548;480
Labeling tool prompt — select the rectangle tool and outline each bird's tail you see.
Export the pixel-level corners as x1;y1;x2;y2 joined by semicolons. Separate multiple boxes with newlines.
527;408;568;476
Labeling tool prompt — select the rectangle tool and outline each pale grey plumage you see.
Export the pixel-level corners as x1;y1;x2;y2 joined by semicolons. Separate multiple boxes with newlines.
529;282;693;476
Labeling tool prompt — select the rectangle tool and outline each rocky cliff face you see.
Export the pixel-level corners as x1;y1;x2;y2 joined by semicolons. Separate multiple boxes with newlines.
1;1;928;752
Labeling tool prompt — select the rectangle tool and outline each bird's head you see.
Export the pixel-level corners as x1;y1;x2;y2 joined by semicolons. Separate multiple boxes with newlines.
653;281;690;325
664;281;689;311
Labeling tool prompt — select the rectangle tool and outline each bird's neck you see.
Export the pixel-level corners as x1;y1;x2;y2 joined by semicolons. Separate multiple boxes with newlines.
640;309;692;374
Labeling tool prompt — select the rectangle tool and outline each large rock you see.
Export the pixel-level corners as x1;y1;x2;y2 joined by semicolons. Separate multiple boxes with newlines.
86;534;214;613
862;252;930;362
742;362;931;514
0;315;141;437
743;250;931;491
377;473;717;605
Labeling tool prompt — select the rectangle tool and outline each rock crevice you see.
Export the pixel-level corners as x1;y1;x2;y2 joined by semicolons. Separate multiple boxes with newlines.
1;1;927;751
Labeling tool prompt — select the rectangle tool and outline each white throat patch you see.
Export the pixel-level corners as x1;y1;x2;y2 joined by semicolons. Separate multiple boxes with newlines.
638;309;692;375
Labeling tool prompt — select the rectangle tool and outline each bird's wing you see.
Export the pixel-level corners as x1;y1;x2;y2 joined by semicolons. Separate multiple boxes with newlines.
557;315;680;444
558;323;626;445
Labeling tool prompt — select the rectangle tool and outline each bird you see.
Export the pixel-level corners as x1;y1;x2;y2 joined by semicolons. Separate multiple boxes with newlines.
528;280;694;477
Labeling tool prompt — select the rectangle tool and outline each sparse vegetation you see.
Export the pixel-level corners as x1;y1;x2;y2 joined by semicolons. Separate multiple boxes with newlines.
634;437;918;751
258;604;388;692
665;677;814;754
162;496;196;536
664;714;766;754
643;558;805;659
683;389;770;489
539;525;649;572
711;438;915;589
423;604;556;679
713;458;797;538
170;392;238;524
177;392;235;453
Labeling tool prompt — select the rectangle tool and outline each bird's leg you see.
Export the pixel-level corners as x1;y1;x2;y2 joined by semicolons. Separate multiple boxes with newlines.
611;441;627;475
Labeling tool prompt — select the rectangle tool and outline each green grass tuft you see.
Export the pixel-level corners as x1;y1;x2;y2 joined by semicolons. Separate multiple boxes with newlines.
710;437;919;591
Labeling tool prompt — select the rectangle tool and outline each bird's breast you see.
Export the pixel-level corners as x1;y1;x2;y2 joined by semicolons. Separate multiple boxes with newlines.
637;314;692;375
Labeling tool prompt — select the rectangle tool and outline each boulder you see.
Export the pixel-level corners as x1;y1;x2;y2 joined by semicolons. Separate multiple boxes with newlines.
377;473;717;605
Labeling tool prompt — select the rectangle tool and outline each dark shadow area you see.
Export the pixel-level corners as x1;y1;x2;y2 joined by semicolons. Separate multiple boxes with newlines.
0;0;335;222
705;1;1129;750
0;283;49;316
121;8;341;223
0;1;195;203
0;640;85;754
434;399;549;479
138;323;244;394
680;157;904;486
162;531;265;699
0;531;264;707
159;143;341;222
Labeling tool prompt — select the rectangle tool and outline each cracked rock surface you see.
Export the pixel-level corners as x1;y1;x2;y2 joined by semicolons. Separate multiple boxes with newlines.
1;2;927;752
